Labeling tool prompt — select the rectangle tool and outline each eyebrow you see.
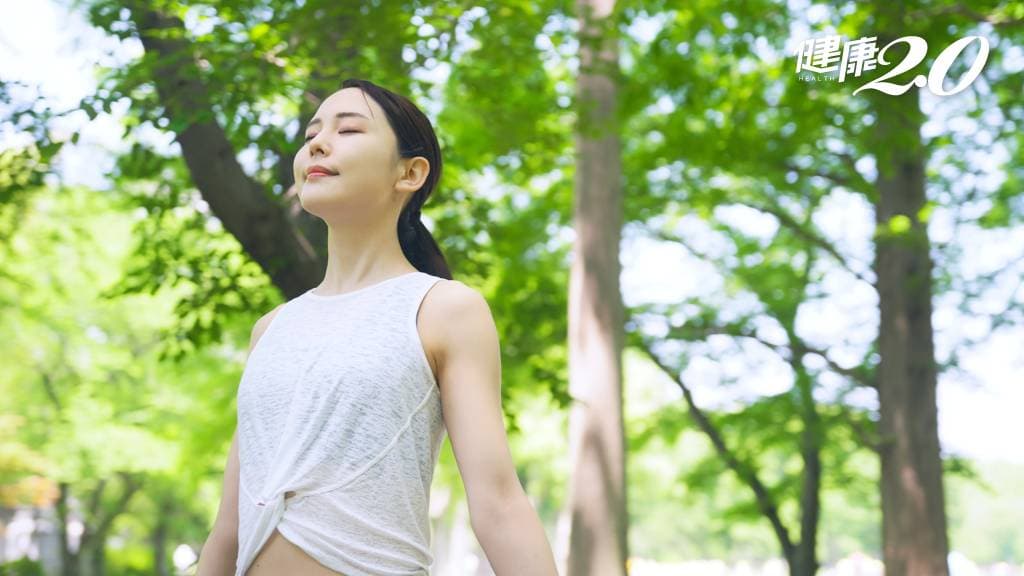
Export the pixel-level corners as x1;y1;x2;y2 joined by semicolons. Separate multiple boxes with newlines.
305;111;371;130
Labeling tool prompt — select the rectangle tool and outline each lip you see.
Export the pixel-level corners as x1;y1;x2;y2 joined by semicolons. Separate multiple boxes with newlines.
306;164;339;177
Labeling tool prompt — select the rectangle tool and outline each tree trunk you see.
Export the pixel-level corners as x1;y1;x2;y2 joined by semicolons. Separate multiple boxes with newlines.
56;482;78;576
152;499;171;576
564;0;628;574
870;74;950;576
794;367;821;576
86;533;105;576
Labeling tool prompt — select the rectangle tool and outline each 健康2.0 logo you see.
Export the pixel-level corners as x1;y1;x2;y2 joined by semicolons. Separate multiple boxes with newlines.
794;34;990;96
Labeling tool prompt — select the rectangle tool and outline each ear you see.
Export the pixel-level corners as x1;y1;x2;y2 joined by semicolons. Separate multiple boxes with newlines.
395;156;430;195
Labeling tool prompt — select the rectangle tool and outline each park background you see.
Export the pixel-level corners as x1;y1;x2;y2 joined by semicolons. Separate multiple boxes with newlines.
1;0;1022;575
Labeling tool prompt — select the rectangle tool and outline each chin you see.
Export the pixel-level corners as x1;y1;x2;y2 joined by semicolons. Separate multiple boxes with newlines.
299;180;342;199
298;183;351;216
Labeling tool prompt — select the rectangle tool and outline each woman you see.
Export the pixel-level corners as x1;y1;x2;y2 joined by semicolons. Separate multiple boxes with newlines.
195;79;559;576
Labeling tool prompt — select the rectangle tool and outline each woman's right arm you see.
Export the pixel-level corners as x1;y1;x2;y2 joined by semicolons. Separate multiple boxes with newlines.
195;304;285;576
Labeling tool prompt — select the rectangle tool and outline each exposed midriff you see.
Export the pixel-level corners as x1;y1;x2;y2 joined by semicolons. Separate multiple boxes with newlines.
244;492;348;576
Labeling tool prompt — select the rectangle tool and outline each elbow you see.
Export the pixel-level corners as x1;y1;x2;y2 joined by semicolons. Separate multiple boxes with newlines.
468;480;528;528
208;517;239;550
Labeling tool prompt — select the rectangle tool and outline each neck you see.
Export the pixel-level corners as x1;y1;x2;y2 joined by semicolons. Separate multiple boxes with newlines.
317;215;416;293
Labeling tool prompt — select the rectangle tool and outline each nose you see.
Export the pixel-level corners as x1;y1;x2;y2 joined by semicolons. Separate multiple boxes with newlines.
307;131;329;157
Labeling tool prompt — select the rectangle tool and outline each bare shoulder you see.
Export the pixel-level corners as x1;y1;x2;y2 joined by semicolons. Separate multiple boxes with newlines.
422;278;488;312
249;302;286;353
418;279;497;381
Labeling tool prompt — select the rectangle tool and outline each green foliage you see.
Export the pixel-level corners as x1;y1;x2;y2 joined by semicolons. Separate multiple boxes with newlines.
439;4;564;172
947;460;1024;564
617;0;1023;567
0;183;244;571
0;558;43;576
103;541;154;576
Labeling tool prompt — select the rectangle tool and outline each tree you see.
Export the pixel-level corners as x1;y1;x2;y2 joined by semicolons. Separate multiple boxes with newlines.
564;0;630;574
616;0;1023;574
857;1;1023;572
0;183;234;576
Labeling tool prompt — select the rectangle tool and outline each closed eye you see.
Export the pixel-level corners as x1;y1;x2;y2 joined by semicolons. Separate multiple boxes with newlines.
303;130;361;142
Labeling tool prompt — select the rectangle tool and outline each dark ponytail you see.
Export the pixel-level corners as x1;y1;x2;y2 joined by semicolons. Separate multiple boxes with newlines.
340;78;452;280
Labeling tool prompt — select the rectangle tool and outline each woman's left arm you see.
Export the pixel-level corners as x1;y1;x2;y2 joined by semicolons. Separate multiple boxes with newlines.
426;280;560;576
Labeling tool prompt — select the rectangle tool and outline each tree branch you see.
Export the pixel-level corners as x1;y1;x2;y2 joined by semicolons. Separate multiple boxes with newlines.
127;3;323;299
744;197;874;287
93;472;144;538
637;342;797;562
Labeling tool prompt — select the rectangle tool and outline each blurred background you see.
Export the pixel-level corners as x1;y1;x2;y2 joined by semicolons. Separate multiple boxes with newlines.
1;0;1021;575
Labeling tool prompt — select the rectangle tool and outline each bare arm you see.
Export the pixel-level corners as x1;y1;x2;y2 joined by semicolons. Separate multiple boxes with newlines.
427;282;559;575
195;304;284;576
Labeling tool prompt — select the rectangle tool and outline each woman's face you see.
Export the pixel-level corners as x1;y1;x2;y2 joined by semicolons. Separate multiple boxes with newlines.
293;87;410;221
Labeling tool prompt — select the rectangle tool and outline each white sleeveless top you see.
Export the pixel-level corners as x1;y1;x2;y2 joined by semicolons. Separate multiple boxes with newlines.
234;271;447;576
